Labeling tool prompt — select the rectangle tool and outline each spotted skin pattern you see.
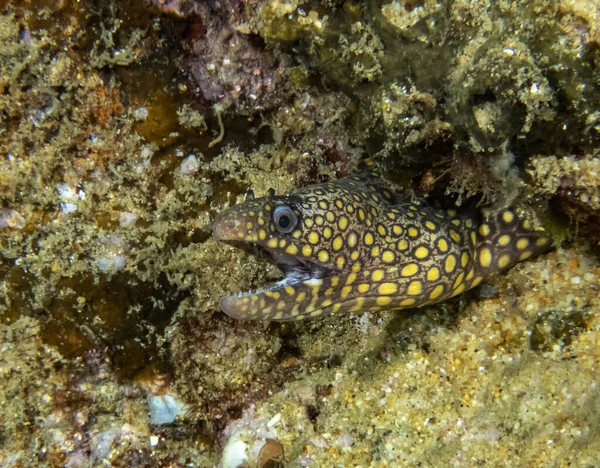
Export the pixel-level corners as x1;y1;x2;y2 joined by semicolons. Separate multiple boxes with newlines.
213;171;550;321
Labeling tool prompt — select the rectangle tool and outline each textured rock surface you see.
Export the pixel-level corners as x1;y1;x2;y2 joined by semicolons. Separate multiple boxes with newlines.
0;0;598;466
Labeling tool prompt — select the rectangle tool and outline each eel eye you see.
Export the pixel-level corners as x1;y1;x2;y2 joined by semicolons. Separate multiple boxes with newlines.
273;206;298;234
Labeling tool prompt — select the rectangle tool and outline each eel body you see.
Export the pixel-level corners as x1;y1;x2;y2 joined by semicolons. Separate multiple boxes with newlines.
213;170;549;321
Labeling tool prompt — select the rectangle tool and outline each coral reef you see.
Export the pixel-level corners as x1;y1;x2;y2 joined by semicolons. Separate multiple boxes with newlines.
0;0;599;466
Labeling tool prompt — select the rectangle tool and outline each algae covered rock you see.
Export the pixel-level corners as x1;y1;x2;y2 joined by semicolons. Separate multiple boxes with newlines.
1;0;600;466
254;0;600;199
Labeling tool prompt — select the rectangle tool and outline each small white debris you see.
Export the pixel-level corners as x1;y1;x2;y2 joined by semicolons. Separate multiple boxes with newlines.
112;254;127;270
97;236;129;272
97;254;127;272
57;183;83;214
149;435;159;446
299;92;311;110
92;427;128;460
61;202;78;214
221;430;249;468
179;154;200;175
308;436;328;448
56;183;78;201
0;209;26;229
570;276;581;285
97;258;111;272
147;394;187;425
133;107;149;121
334;433;354;447
119;212;138;227
267;413;281;428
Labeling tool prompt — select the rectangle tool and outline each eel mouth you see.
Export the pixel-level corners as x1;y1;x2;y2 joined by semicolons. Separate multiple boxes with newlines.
222;240;334;299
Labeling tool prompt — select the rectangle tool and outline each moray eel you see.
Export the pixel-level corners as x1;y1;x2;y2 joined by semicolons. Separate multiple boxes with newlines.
213;168;550;321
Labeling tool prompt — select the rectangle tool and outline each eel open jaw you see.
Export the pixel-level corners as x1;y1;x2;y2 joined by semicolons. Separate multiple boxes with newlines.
220;240;333;297
213;207;336;320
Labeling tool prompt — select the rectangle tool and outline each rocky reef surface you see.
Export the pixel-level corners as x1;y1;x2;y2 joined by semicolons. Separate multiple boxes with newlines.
0;0;598;466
